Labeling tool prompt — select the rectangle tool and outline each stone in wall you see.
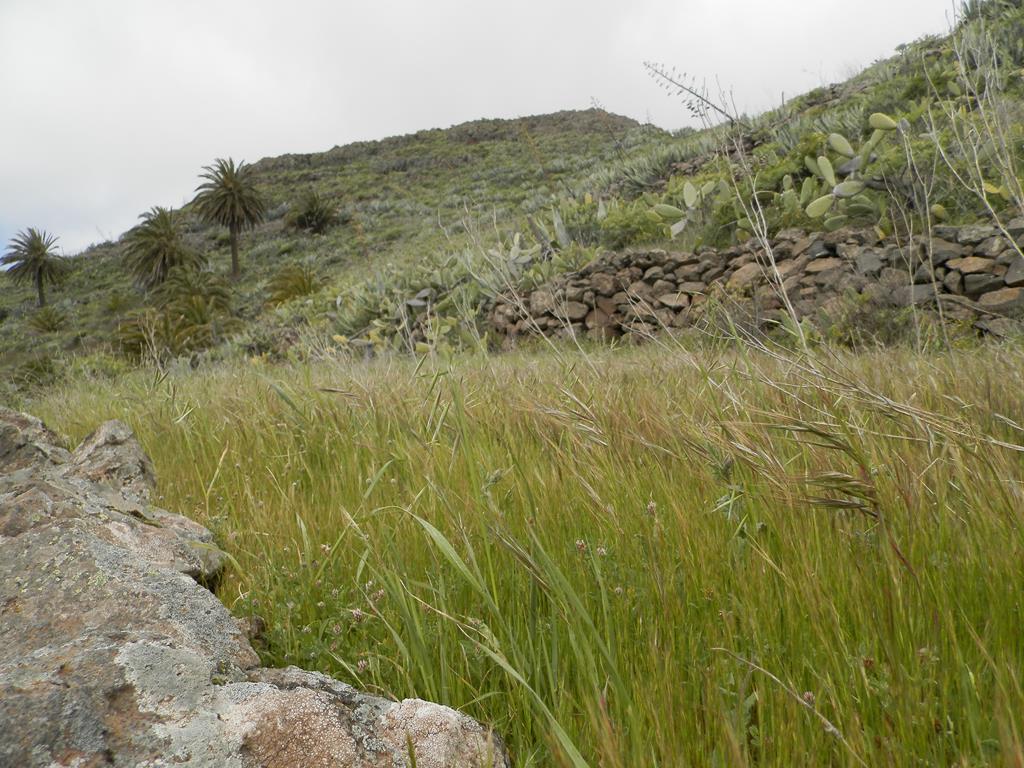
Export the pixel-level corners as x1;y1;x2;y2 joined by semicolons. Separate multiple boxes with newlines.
488;222;1024;344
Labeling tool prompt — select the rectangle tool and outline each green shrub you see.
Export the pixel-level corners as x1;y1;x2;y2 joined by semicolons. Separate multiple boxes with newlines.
287;190;339;234
117;268;238;360
154;268;232;314
267;263;322;306
27;306;68;333
103;292;133;315
599;202;666;249
14;354;61;388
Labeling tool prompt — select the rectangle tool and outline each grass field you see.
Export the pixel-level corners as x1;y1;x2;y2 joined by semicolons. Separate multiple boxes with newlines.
26;339;1024;766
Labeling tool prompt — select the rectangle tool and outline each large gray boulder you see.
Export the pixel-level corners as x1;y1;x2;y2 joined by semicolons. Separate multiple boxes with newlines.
0;408;509;767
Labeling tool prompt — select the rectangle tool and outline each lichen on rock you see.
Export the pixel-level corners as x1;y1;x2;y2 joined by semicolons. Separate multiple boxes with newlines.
0;408;509;767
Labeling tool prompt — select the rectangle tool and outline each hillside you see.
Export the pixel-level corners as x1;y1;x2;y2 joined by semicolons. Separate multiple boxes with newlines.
0;109;661;384
3;5;1024;392
5;3;1024;766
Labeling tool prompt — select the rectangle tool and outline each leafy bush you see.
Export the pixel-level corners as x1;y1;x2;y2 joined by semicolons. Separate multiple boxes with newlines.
287;190;339;234
599;201;667;249
154;268;232;314
118;267;237;360
14;354;61;388
266;263;322;306
103;291;133;315
123;207;202;289
27;306;68;333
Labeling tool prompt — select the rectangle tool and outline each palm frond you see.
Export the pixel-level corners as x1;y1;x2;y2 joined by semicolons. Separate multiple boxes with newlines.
123;207;202;289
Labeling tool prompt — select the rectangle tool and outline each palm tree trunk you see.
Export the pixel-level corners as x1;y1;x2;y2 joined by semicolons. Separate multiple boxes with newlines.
230;225;240;279
35;270;45;308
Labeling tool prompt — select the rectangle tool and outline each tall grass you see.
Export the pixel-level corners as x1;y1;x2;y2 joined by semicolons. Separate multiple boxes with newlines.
26;342;1024;766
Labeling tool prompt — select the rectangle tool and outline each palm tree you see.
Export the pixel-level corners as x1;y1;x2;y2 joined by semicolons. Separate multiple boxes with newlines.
2;228;69;307
192;158;265;279
124;206;202;289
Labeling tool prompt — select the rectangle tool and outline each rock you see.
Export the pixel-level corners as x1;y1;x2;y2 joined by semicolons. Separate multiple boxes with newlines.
878;267;910;287
892;284;937;306
837;272;869;294
975;316;1024;337
933;225;961;240
943;270;964;295
530;289;557;315
677;281;707;294
928;238;966;264
0;409;509;768
651;278;676;295
823;227;856;247
674;263;704;281
775;228;806;242
69;419;157;503
913;263;937;283
643;266;665;282
812;267;845;286
770;260;801;279
853;249;885;276
585;308;612;329
946;256;996;274
978;287;1024;314
591;272;617;297
791;237;813;257
0;410;70;471
564;284;586;302
975;236;1008;257
805;240;831;259
595;295;618;316
964;273;1005;296
727;262;762;292
657;292;691;309
1006;218;1024;239
626;280;654;301
805;257;843;274
957;225;998;245
702;266;725;282
1003;255;1024;287
560;301;590;322
886;244;917;270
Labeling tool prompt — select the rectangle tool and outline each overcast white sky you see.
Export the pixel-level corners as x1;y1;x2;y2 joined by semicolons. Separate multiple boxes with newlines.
1;0;953;254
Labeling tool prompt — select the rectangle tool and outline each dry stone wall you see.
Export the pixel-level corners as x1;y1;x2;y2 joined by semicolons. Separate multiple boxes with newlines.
489;221;1024;343
0;409;509;768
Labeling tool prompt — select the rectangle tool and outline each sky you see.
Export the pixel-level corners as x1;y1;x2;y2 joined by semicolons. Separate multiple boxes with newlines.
0;0;954;255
